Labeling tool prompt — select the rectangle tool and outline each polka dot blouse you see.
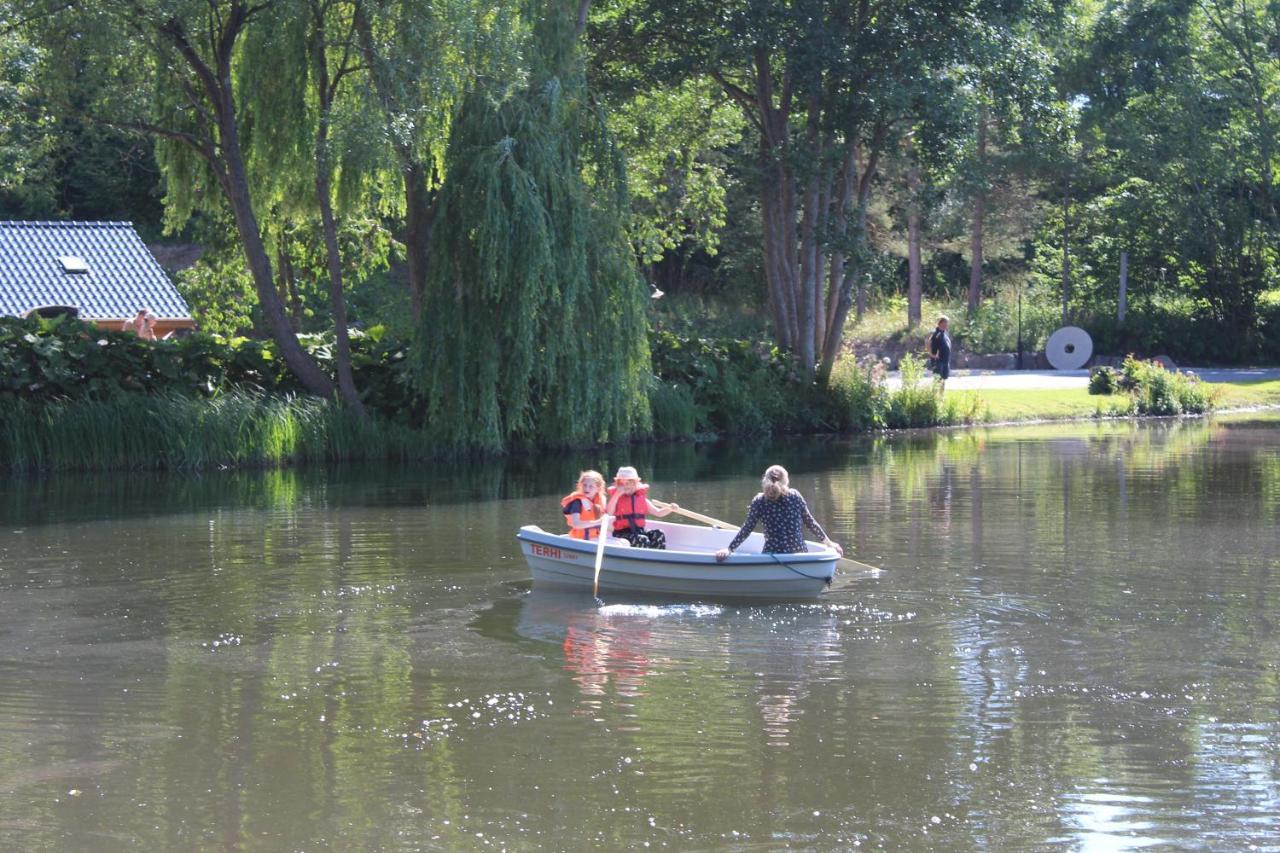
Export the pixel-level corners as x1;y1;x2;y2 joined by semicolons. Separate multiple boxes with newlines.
726;490;828;554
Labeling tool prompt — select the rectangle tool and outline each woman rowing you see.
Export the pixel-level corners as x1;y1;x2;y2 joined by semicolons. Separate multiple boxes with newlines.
715;465;843;561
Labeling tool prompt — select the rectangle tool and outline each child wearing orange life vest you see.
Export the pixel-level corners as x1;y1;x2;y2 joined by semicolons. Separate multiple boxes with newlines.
604;466;679;550
561;470;607;540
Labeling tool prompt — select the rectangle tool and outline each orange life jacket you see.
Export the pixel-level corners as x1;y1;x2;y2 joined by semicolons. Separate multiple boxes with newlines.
561;490;605;540
607;485;650;533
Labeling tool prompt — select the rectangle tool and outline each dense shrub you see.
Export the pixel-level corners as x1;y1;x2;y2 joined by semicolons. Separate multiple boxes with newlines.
1088;366;1122;395
1086;356;1212;415
1120;356;1213;415
827;357;888;431
649;330;805;435
884;354;944;428
0;316;420;423
647;378;701;439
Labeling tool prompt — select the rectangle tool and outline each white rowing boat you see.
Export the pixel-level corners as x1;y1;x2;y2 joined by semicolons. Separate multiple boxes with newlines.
516;520;838;599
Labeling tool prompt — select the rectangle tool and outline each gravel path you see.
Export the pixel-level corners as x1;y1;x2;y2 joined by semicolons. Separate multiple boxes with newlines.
885;367;1280;391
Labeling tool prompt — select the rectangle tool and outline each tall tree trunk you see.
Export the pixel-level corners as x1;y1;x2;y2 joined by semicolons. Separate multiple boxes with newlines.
160;9;335;399
217;109;335;399
824;143;858;349
1061;188;1071;324
907;161;923;330
968;110;987;315
403;163;433;320
796;165;821;375
760;179;794;351
309;1;365;417
817;137;882;383
352;0;436;322
316;147;367;417
277;246;302;331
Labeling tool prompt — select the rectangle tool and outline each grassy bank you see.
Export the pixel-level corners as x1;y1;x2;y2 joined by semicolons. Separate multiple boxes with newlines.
1214;379;1280;410
0;392;434;474
975;379;1280;424
3;365;1275;476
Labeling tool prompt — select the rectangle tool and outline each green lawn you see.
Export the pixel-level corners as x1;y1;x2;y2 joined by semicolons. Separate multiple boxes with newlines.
1213;379;1280;409
970;388;1101;422
967;378;1280;424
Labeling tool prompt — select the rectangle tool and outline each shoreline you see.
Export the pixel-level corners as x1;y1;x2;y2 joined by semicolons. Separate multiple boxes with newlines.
4;393;1277;479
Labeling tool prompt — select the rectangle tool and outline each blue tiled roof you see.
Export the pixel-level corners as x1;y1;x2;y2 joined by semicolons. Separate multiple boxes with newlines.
0;221;192;321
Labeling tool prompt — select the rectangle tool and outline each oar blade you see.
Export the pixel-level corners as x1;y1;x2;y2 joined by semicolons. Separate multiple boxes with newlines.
838;556;884;573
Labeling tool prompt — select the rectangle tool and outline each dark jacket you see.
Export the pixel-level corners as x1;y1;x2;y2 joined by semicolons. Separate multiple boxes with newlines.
929;328;951;364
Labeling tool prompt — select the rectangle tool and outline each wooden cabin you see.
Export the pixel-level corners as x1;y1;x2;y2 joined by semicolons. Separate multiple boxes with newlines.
0;221;196;336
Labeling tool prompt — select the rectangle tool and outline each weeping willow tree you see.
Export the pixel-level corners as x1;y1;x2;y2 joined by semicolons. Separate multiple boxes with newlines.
417;0;651;453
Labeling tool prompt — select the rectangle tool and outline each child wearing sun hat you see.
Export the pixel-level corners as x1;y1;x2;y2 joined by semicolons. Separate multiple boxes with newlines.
604;466;679;549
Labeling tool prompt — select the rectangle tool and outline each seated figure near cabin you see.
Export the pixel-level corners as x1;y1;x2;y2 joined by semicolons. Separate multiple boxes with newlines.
715;465;844;561
605;466;679;550
561;470;607;541
121;308;149;336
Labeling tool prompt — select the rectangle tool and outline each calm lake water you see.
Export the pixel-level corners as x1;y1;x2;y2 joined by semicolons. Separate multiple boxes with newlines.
2;415;1279;850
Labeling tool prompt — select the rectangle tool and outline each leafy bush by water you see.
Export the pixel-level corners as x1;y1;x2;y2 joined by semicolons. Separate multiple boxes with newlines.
0;315;421;423
1086;357;1213;415
1121;356;1213;415
1088;366;1122;395
827;357;887;431
647;378;701;439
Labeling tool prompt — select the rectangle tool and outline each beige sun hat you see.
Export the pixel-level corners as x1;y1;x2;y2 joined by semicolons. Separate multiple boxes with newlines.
613;466;640;482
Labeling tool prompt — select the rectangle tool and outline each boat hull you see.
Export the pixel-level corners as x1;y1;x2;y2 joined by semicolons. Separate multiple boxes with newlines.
516;521;836;600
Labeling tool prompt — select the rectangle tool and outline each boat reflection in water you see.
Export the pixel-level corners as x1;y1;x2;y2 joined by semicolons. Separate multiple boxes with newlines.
510;589;843;740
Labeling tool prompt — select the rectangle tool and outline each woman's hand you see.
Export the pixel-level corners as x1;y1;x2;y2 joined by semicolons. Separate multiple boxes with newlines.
825;539;844;557
715;548;730;562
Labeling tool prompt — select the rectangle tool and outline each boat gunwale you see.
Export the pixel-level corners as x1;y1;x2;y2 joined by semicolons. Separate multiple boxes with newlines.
516;523;837;567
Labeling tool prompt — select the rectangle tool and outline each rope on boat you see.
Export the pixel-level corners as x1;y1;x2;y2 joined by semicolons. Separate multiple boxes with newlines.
767;553;834;586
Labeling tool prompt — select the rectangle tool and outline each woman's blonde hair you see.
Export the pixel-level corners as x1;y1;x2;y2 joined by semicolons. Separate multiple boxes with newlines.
762;465;791;501
577;470;605;492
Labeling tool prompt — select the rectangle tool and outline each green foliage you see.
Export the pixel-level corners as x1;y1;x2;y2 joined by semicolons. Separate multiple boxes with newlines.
0;315;420;422
417;0;650;453
1044;0;1280;363
646;378;700;440
827;357;888;432
884;354;945;429
0;391;434;473
651;333;985;436
604;78;743;263
174;250;260;337
0;25;165;230
649;330;803;435
1088;366;1122;395
1120;355;1213;416
1077;357;1213;416
958;285;1062;354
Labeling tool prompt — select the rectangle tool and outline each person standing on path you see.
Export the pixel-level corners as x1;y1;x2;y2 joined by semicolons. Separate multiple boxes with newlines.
928;315;951;391
715;465;843;561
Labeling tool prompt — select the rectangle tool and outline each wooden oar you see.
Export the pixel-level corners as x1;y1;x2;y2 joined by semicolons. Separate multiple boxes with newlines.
592;514;612;598
648;499;734;530
649;498;883;573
